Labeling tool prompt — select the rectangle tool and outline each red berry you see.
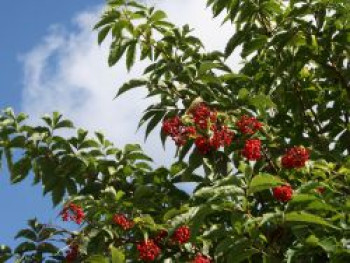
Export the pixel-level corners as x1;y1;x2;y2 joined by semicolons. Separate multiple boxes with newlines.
61;203;85;225
162;116;181;135
172;225;190;244
162;117;196;146
210;125;234;150
316;186;325;194
184;126;197;137
195;136;211;154
236;115;262;135
193;254;212;263
137;240;161;261
221;126;234;146
273;185;293;202
113;214;134;230
65;244;79;262
190;103;216;130
281;146;309;169
242;139;262;160
154;230;168;244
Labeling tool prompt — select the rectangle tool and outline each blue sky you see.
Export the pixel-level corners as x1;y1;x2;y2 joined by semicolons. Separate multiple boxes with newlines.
0;0;236;253
0;0;101;110
0;0;102;249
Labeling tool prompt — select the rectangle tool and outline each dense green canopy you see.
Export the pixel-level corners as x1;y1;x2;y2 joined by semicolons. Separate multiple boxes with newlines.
0;0;349;262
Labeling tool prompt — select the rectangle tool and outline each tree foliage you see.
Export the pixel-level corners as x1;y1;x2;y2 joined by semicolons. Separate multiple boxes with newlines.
1;0;350;262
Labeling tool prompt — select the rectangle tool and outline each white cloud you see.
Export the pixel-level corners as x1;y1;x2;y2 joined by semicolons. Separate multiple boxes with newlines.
21;0;239;165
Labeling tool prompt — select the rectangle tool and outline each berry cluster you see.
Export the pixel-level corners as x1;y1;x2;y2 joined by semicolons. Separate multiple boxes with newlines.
137;240;161;261
194;136;211;154
190;103;217;130
193;254;212;263
136;226;193;261
162;103;234;154
242;139;262;161
236;115;262;135
272;146;309;202
273;185;293;202
61;203;85;224
281;146;309;169
172;225;191;244
154;229;168;244
113;214;134;230
65;244;79;262
162;116;196;146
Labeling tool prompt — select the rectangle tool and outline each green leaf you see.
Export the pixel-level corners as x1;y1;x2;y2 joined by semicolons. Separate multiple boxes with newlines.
285;212;338;229
115;79;147;98
216;237;258;262
11;157;32;184
225;30;245;57
124;144;142;153
227;248;259;263
134;185;154;201
238;88;250;100
15;229;36;241
66;179;78;196
94;11;120;29
52;112;62;126
111;246;125;263
37;242;59;254
51;183;66;206
55;119;74;129
9;136;26;148
289;194;318;204
199;62;221;74
242;35;268;57
79;139;99;149
87;255;109;263
145;111;165;140
126;40;137;71
178;140;193;161
126;152;153;162
248;174;283;194
0;245;12;262
249;94;276;112
187;151;203;173
108;42;128;67
14;242;36;254
150;10;167;22
318;237;337;253
98;26;111;45
170;161;187;176
194;185;244;199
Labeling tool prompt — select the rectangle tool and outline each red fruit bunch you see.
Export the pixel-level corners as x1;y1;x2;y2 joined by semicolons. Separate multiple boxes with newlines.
195;136;211;154
210;125;234;150
154;230;168;244
273;185;293;202
236;115;263;135
190;103;217;130
65;244;79;262
163;104;234;153
113;214;134;230
137;240;161;261
193;254;212;263
195;125;235;154
61;203;85;224
162;116;196;146
316;186;326;194
281;146;309;169
172;225;191;244
242;139;262;160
